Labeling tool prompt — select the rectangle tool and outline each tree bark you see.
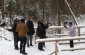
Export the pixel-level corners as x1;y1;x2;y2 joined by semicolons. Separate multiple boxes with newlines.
9;0;12;26
57;0;61;34
42;0;45;20
1;0;4;19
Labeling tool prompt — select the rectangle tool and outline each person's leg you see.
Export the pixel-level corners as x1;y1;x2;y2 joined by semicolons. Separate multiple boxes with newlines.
38;43;39;49
30;35;33;46
20;38;23;53
16;34;19;49
38;42;41;50
43;42;45;47
14;39;16;49
41;42;44;50
15;40;19;50
15;34;19;50
13;33;18;49
27;35;29;47
22;37;27;54
13;32;15;48
70;40;74;48
38;42;44;51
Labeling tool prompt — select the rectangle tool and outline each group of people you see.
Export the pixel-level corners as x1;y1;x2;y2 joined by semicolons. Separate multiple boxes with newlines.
12;16;48;54
12;15;76;54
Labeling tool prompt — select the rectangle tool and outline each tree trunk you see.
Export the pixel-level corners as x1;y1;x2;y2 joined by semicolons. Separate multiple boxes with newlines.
9;0;12;26
57;0;61;34
42;0;45;20
1;0;4;19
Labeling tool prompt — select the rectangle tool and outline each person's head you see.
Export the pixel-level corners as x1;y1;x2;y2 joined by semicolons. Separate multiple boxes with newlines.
16;19;19;24
28;15;32;20
39;19;44;23
69;22;73;26
14;18;18;24
21;19;25;23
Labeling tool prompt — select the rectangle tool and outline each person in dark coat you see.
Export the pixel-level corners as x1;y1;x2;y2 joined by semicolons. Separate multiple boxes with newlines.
36;20;48;51
26;16;35;47
12;18;19;50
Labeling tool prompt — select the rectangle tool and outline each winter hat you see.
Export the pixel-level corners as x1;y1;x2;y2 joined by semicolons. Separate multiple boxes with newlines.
69;22;73;25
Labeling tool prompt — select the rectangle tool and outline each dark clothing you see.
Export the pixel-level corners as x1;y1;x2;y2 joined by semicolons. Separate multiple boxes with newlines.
70;40;74;48
12;19;19;32
36;21;48;50
12;19;19;49
20;37;27;53
26;20;35;46
27;35;33;46
36;21;48;38
13;32;19;41
26;20;35;35
38;42;44;50
13;32;19;49
16;20;28;53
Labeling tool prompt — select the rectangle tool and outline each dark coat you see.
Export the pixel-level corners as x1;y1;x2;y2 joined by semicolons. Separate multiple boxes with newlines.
12;19;18;32
12;19;19;41
26;20;35;35
36;21;48;38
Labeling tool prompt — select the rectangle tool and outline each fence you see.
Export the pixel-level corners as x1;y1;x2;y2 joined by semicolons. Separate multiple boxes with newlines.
36;25;85;55
34;25;85;43
36;36;85;55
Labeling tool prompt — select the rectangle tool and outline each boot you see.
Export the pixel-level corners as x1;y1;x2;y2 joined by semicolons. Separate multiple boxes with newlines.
22;52;27;54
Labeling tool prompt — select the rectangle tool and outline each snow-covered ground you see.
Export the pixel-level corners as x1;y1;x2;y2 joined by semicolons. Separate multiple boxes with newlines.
0;41;55;55
1;28;85;55
0;27;55;55
0;17;85;55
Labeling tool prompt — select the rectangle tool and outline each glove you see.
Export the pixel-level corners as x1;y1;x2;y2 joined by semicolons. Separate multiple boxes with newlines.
63;25;67;28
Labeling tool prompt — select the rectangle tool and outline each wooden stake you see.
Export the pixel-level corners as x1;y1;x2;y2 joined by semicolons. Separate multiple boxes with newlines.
55;42;58;55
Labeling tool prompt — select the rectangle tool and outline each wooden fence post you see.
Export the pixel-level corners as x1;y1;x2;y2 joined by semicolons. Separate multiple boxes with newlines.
55;41;58;55
78;27;80;41
78;27;80;36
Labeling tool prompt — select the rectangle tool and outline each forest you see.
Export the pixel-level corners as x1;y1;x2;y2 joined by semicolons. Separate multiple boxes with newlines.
0;0;85;25
0;1;85;55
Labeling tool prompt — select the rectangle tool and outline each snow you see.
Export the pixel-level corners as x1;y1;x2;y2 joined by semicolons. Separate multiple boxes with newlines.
0;27;55;55
0;27;13;41
0;41;55;55
0;16;85;55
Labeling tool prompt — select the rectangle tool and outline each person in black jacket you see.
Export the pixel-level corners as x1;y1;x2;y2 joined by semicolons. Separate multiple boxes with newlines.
26;16;35;47
12;18;19;50
36;20;48;51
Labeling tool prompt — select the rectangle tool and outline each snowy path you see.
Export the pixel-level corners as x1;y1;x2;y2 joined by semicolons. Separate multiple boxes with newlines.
0;40;55;55
1;40;85;55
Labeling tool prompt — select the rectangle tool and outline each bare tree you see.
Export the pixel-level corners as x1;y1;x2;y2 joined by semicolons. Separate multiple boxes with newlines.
0;0;4;19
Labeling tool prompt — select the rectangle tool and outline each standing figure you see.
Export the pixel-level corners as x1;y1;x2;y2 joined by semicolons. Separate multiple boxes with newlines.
12;18;19;50
16;19;28;54
36;20;48;51
26;16;35;47
63;22;76;48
